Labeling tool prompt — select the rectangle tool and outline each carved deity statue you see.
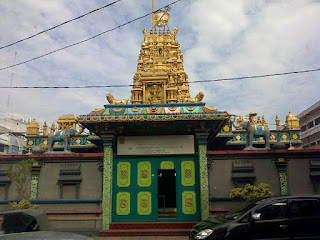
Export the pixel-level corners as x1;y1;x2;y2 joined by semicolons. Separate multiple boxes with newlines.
106;93;128;105
184;92;204;103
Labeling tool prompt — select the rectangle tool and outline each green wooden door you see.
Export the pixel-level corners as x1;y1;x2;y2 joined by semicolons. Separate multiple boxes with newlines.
112;156;200;222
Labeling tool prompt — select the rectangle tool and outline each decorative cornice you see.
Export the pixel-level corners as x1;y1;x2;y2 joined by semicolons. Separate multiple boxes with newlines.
78;112;229;123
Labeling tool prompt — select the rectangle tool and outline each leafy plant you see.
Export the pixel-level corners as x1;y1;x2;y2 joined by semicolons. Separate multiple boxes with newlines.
230;183;273;201
7;159;39;209
9;199;39;209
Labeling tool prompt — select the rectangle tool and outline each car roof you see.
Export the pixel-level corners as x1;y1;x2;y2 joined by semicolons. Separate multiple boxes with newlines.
254;195;320;205
0;231;94;240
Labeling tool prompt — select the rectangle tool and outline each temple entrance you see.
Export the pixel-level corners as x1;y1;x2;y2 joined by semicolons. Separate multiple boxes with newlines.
112;156;200;222
158;169;177;218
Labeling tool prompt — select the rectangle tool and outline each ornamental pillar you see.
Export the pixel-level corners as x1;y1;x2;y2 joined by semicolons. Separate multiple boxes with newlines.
274;157;289;195
101;135;114;230
196;133;210;220
30;162;41;200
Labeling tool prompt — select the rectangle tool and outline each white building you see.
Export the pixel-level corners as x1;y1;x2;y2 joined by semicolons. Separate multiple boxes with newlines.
298;101;320;149
0;118;28;155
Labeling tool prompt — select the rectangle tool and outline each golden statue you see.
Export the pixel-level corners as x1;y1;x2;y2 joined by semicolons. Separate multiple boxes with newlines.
51;122;56;133
184;92;204;103
106;93;128;105
275;115;280;130
43;121;48;135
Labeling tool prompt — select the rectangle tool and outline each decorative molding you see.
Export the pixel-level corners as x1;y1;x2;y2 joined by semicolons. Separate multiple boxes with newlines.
102;146;113;230
198;144;209;220
232;161;256;187
0;167;11;200
57;163;82;199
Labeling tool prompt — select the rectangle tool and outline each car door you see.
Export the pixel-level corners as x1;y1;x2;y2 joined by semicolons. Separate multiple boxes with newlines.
288;198;320;239
247;200;290;240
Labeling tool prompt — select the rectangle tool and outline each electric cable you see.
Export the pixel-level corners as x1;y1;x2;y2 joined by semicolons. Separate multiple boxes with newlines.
0;67;318;89
0;0;122;50
0;0;183;71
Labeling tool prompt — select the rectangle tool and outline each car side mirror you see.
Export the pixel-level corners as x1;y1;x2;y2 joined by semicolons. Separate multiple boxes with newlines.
251;213;261;221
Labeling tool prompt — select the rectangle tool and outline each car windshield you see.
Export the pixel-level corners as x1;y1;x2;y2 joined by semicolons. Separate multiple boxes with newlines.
220;199;259;220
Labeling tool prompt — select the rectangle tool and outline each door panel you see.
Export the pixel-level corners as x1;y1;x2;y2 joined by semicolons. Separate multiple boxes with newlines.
117;162;131;187
116;192;130;215
137;191;152;215
112;156;200;222
137;162;152;187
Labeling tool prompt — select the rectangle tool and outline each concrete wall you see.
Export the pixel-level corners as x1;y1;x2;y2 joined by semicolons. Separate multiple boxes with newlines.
207;150;320;211
208;158;281;198
0;156;103;235
37;162;102;200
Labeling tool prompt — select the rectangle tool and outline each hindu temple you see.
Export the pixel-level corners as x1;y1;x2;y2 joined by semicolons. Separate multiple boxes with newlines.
1;4;319;237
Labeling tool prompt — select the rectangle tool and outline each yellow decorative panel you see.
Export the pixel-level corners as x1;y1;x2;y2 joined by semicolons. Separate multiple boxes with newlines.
181;161;195;186
160;161;174;169
116;192;130;216
182;191;196;215
137;191;152;215
117;162;131;187
138;162;151;187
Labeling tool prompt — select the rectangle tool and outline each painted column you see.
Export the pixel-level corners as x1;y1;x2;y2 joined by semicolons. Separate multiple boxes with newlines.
274;157;289;195
30;162;41;200
197;134;210;220
101;136;114;230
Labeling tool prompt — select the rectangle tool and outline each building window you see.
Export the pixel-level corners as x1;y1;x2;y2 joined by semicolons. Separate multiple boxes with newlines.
0;145;4;152
301;125;307;132
308;121;314;129
315;117;320;126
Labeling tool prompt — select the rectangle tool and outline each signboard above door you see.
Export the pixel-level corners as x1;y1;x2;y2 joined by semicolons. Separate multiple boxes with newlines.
117;135;195;155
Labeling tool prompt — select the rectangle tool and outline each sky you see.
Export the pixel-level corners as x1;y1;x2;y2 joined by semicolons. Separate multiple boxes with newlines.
0;0;319;130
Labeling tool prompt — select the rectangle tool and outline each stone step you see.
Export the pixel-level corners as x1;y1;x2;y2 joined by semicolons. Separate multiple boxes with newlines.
109;221;197;230
100;229;191;237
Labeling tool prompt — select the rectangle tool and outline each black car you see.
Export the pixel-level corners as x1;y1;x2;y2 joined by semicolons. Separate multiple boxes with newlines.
190;195;320;240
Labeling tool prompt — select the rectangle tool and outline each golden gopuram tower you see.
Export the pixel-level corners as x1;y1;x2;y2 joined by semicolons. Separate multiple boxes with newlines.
127;9;203;105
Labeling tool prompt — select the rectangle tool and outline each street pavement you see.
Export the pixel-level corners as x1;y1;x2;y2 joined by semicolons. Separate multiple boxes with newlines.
93;237;188;240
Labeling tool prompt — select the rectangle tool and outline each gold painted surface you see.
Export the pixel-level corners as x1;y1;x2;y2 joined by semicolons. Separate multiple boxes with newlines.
26;119;39;136
57;114;76;130
285;111;300;130
105;11;207;105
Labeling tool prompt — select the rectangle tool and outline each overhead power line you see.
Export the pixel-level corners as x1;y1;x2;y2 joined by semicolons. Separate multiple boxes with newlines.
0;0;183;71
0;0;122;50
0;67;318;89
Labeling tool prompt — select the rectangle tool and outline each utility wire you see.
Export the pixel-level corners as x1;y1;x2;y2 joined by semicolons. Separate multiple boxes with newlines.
0;67;318;89
0;0;183;71
0;0;122;50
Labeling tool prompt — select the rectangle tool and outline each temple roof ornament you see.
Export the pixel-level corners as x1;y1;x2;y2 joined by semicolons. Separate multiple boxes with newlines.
57;114;77;130
106;3;207;106
26;118;39;136
285;111;300;130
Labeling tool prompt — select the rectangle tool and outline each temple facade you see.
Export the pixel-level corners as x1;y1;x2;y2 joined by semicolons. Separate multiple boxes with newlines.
0;7;319;237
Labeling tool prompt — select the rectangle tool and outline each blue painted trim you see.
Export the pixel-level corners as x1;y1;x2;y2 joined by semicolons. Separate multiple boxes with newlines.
0;199;102;204
209;197;232;201
104;102;205;108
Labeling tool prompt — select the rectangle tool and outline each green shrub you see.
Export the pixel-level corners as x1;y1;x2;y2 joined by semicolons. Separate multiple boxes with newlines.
7;159;39;209
230;183;273;201
9;199;39;209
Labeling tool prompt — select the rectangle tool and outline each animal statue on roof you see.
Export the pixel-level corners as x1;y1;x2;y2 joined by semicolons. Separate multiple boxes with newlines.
231;112;271;150
184;92;204;103
106;93;128;105
47;127;78;153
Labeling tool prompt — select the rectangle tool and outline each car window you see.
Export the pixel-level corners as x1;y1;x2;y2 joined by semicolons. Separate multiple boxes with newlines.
221;199;259;220
289;199;320;218
254;201;287;220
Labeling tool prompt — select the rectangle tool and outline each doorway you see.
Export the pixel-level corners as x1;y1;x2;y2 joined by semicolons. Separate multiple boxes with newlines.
158;169;177;218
